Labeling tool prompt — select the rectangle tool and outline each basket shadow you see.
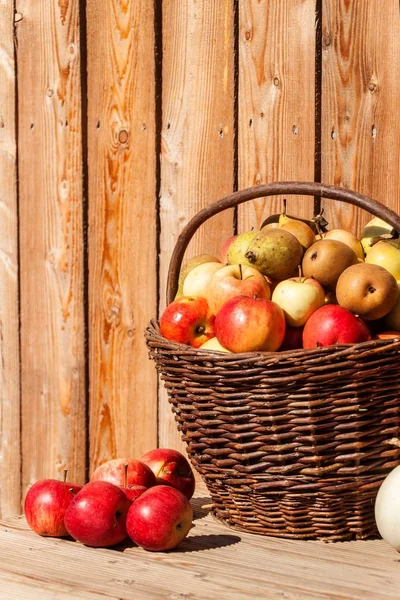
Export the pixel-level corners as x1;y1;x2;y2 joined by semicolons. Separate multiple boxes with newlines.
172;532;242;553
191;496;213;521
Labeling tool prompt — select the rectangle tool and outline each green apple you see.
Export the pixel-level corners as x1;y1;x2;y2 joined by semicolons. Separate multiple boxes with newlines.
384;281;400;330
365;240;400;280
175;254;221;298
182;261;224;298
360;217;395;255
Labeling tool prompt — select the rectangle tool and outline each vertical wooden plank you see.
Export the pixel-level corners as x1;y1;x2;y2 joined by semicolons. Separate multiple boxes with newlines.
17;0;86;492
159;0;235;451
321;0;400;233
0;2;21;517
238;0;317;229
87;0;157;471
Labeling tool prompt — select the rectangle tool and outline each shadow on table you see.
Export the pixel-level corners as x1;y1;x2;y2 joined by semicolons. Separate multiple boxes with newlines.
191;496;214;521
173;532;241;553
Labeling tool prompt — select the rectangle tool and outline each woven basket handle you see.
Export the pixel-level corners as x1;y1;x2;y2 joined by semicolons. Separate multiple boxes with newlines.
166;181;400;304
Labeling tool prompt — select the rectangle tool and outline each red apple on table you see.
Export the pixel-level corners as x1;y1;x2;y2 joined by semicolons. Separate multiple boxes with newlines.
302;304;371;349
24;473;82;537
206;264;271;315
271;275;325;327
215;295;286;353
90;457;157;489
139;448;195;500
64;480;131;547
160;296;215;348
126;485;193;551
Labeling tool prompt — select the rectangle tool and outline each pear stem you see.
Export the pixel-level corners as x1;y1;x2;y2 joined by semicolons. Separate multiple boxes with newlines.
124;463;128;488
282;198;287;216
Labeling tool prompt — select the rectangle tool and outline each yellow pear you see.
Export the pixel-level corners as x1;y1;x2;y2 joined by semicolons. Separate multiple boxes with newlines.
198;337;230;353
365;241;400;280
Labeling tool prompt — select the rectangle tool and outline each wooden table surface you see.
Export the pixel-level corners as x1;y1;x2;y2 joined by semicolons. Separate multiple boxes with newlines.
1;485;400;600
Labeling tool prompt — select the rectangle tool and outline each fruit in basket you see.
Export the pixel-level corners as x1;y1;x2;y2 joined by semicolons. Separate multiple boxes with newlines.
280;218;316;250
64;480;131;547
365;240;400;280
244;228;303;279
126;485;193;551
384;282;400;330
227;230;258;267
176;254;221;298
360;216;395;255
90;457;157;489
206;264;271;315
182;261;224;297
215;295;286;353
220;235;237;264
323;229;364;261
271;274;325;327
302;305;371;349
302;239;358;291
24;475;82;537
375;464;400;550
160;296;215;348
139;448;195;500
336;263;398;320
198;336;230;352
280;325;304;351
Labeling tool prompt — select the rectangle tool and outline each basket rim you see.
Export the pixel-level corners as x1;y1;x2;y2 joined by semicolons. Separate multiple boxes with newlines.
145;318;400;363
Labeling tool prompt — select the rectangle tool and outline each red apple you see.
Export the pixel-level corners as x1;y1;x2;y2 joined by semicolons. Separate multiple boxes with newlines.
280;325;304;351
24;475;82;537
90;457;157;489
160;296;215;348
64;480;131;547
121;485;148;502
302;304;371;349
126;485;193;551
271;276;325;327
139;448;195;499
215;295;286;353
220;234;237;264
206;264;271;315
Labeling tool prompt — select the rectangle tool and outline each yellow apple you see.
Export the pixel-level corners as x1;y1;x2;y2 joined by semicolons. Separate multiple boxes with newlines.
182;261;224;298
365;241;400;280
324;229;364;260
198;337;230;353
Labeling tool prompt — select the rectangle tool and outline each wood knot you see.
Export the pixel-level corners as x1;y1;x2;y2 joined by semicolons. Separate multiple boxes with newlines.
118;130;129;144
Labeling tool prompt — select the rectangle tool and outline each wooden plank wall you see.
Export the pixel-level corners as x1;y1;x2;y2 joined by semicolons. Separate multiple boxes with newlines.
0;0;399;515
0;0;20;518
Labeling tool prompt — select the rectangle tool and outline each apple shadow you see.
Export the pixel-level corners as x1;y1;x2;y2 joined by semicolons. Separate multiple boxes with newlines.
191;496;213;521
172;532;242;553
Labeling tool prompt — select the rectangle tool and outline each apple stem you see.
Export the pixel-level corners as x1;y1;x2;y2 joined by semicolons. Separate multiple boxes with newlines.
63;469;68;483
239;264;243;280
124;463;128;488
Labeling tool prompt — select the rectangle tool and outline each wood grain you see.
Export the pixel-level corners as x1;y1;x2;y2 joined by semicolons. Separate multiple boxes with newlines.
321;0;400;234
0;1;21;517
159;0;235;451
86;0;157;472
238;0;317;230
16;0;86;492
2;496;400;600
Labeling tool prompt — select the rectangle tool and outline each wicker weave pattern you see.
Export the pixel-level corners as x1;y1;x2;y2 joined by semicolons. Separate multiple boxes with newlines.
146;320;400;540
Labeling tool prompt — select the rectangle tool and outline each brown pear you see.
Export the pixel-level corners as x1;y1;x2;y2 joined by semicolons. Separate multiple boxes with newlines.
302;239;358;291
336;262;398;321
280;220;316;250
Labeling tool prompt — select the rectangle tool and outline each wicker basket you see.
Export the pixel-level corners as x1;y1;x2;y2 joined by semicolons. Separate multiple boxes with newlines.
145;182;400;541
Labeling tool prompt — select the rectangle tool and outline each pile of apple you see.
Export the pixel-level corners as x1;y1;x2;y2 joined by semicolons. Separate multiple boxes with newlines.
24;448;195;552
160;211;400;352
